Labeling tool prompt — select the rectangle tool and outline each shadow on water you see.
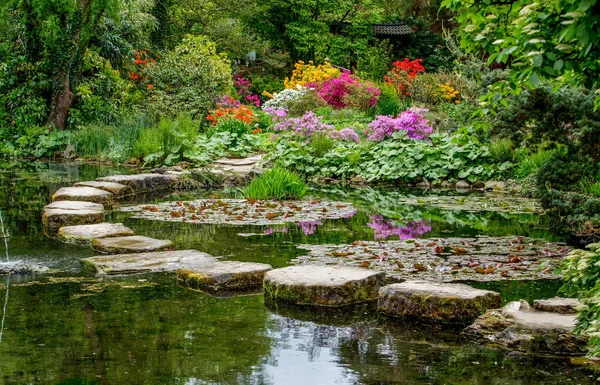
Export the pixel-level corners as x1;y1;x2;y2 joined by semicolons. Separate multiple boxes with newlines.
0;163;595;384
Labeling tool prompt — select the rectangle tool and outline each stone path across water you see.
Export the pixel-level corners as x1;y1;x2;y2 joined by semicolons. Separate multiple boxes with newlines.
293;236;571;282
58;223;134;245
92;235;174;254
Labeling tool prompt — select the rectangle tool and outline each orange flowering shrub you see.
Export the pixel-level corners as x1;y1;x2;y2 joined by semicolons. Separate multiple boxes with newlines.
206;104;257;125
130;50;157;85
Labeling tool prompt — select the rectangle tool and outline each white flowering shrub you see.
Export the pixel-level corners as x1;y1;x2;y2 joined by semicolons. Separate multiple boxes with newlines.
262;86;311;110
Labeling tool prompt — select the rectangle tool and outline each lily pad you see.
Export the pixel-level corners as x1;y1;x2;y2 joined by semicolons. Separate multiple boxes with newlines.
292;236;570;282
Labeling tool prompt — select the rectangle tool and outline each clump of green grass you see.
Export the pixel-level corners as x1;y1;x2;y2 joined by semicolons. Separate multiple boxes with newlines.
489;138;514;163
580;178;600;197
310;134;334;157
515;150;554;179
245;168;307;200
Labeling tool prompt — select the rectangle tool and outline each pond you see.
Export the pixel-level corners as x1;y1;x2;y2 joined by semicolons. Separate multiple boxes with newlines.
0;161;595;384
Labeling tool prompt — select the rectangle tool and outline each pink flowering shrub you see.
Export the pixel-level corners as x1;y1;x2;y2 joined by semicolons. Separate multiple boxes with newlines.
330;127;360;142
368;215;432;240
365;108;432;141
306;71;380;110
234;73;261;107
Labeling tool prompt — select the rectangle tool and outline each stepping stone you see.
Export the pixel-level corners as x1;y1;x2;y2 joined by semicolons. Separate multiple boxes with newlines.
377;281;501;323
534;297;581;314
44;200;104;211
52;186;113;208
97;173;176;193
263;265;386;307
42;207;104;234
464;300;588;355
58;223;134;245
91;235;173;254
74;181;135;198
177;261;272;293
82;249;217;275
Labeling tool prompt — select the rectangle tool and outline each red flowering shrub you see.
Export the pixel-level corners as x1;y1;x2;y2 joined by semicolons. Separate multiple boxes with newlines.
384;58;425;97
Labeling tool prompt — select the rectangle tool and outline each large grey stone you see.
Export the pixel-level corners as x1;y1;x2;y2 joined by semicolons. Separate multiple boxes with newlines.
97;173;176;193
42;208;104;233
263;265;386;307
464;300;588;355
74;181;134;198
52;186;113;207
82;249;217;275
177;261;272;292
534;297;581;314
91;235;173;254
377;281;501;323
484;180;506;191
58;223;134;245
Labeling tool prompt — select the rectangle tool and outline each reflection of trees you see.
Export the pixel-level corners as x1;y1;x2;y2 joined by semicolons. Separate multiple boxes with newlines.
0;277;272;384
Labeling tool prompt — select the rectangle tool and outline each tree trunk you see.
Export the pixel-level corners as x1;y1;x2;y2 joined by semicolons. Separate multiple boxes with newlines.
49;0;91;130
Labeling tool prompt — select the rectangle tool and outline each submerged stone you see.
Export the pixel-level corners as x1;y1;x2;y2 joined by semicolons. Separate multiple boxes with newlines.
377;281;501;323
464;300;588;356
58;223;134;245
177;261;273;293
74;181;135;198
82;249;217;275
534;297;581;314
0;261;49;276
97;173;176;193
91;235;173;254
52;186;113;207
42;208;104;234
263;265;386;307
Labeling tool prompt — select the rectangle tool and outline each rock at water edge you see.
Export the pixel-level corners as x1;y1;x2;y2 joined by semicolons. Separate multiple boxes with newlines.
533;297;581;314
58;223;134;245
177;261;272;292
97;174;176;193
464;300;588;356
91;235;173;254
377;281;501;323
263;265;386;307
82;249;217;275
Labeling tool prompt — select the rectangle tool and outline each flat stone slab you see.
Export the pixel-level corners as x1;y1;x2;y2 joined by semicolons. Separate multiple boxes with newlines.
74;181;135;198
91;235;173;254
534;297;581;314
177;261;273;292
97;173;176;193
378;281;501;323
42;208;104;233
294;236;570;282
82;249;217;275
120;199;357;226
464;300;588;356
44;200;104;211
58;223;134;245
52;186;113;207
263;265;386;307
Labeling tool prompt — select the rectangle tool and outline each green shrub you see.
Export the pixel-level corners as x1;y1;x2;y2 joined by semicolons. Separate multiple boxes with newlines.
514;149;554;179
287;89;327;117
144;35;232;119
245;168;307;200
310;134;334;157
580;178;600;198
372;84;403;117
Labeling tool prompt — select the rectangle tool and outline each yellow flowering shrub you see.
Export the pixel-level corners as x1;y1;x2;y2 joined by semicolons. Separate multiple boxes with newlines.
437;82;460;103
284;60;340;89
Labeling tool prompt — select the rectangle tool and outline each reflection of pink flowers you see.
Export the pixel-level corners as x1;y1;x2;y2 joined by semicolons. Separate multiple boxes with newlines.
298;221;322;235
368;215;431;240
264;226;289;235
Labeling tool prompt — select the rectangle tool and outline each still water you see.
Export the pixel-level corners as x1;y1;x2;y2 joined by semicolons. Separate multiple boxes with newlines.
0;161;595;384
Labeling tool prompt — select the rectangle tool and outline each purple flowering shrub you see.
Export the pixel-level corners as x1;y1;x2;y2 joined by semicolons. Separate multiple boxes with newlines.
330;127;360;142
368;215;432;240
365;108;433;141
306;71;380;110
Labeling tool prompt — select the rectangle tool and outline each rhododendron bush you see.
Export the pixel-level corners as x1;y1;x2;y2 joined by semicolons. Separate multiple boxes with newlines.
385;58;425;97
307;71;380;110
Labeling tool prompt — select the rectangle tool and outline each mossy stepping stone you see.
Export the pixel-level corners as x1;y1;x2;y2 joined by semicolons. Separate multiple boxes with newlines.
91;235;173;254
74;181;135;198
58;223;134;245
177;261;272;293
378;281;501;323
52;186;113;208
533;297;581;314
82;249;217;275
44;200;104;211
96;173;176;193
263;265;386;307
42;204;104;235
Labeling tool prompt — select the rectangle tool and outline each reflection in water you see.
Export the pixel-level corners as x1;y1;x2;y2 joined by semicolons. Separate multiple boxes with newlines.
368;215;432;240
298;220;323;235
